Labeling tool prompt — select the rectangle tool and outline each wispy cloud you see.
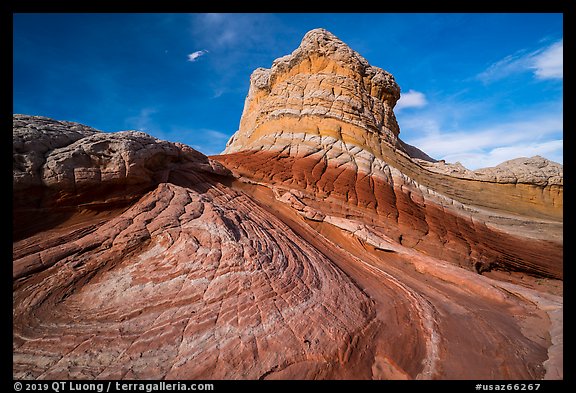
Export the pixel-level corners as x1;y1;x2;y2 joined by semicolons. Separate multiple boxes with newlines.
531;40;563;79
187;50;208;62
189;14;291;98
440;140;563;170
205;129;229;141
191;13;285;50
395;89;427;111
124;107;158;132
403;106;563;169
211;87;225;99
195;13;239;47
170;127;231;156
477;39;563;83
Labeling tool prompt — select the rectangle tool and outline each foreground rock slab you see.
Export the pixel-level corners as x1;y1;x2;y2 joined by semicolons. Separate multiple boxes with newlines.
13;116;376;379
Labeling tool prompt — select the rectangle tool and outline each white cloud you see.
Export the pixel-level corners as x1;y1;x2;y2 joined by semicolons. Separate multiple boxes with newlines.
477;39;563;83
187;50;208;62
442;140;563;169
477;54;525;82
404;112;563;169
531;40;563;79
395;89;428;111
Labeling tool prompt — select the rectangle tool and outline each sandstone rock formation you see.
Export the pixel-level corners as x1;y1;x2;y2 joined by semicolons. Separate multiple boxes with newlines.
417;155;563;187
13;115;375;379
13;115;230;241
13;28;562;380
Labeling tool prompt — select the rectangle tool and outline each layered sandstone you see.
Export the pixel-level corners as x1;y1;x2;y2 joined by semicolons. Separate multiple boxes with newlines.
13;28;563;381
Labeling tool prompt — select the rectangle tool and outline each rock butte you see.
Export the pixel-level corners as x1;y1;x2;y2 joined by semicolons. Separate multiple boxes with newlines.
13;28;562;380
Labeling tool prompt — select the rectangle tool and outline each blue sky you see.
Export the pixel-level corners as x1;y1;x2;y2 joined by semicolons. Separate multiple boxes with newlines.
13;13;563;169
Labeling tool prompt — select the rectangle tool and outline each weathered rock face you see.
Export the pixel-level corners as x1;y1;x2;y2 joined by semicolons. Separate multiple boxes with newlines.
224;28;402;155
13;115;230;241
13;28;563;381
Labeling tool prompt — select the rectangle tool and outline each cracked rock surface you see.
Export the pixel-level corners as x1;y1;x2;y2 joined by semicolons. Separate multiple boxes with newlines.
13;116;376;379
13;28;562;380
